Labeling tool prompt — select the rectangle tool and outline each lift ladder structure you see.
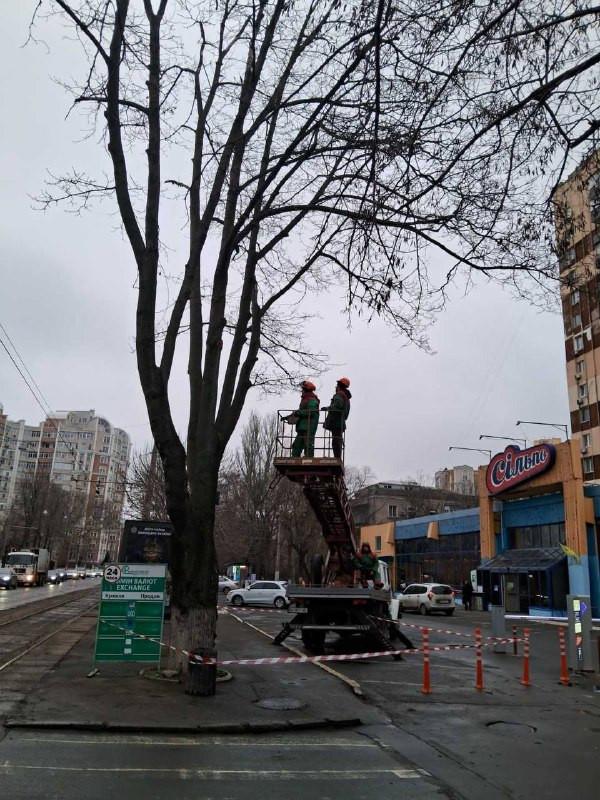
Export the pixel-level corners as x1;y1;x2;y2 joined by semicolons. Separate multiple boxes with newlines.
273;455;357;581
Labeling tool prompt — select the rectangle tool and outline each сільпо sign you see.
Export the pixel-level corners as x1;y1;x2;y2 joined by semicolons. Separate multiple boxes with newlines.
94;563;166;663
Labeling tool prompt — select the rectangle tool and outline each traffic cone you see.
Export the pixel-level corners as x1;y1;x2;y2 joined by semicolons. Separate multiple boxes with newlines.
421;627;431;694
520;628;531;687
559;627;571;687
475;627;484;691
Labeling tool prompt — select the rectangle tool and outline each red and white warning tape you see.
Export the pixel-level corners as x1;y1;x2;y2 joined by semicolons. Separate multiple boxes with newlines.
98;618;517;667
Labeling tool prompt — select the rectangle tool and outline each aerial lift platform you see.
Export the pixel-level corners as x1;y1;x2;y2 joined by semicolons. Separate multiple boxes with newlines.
272;411;413;656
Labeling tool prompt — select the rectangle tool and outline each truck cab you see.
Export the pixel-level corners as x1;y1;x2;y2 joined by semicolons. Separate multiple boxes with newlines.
5;548;50;586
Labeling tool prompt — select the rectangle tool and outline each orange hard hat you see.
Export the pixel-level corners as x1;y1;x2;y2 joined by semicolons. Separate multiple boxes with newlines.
300;380;316;391
337;376;350;387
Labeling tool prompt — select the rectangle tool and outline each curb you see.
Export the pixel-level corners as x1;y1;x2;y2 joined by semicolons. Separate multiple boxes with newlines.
3;717;362;735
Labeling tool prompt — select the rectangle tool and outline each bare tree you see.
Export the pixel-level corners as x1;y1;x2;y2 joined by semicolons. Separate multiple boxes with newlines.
126;446;168;520
36;0;600;678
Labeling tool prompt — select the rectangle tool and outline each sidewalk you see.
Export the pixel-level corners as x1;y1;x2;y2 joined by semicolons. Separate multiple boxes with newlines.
5;612;386;733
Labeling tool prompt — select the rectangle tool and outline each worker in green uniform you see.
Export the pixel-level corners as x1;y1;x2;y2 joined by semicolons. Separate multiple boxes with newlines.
353;542;381;588
291;380;320;457
323;376;351;458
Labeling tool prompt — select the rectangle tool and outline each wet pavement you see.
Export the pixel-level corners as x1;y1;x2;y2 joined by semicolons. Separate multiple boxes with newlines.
0;578;100;612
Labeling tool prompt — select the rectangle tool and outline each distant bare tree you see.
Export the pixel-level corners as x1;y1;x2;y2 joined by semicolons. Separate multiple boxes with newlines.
37;0;600;678
126;446;168;520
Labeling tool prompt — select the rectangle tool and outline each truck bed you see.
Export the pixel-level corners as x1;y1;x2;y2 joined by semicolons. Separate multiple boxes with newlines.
286;584;391;602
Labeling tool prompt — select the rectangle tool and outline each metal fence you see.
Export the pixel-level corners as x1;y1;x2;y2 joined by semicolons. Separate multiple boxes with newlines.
275;409;346;461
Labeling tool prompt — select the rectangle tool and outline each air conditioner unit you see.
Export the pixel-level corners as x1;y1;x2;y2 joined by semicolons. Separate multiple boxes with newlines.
577;398;584;406
575;370;583;380
581;445;589;454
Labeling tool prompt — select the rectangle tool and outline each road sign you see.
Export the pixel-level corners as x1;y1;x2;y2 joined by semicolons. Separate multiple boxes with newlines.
94;563;166;663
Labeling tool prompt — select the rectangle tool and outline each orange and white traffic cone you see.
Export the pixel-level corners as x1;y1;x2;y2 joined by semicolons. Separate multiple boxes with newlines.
559;627;571;687
421;627;431;695
520;628;531;687
475;627;484;691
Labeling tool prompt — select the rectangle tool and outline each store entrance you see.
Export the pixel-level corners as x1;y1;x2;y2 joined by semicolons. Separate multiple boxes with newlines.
504;573;529;613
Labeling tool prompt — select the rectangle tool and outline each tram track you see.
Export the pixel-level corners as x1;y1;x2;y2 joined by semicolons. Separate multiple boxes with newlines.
0;591;99;675
0;584;99;630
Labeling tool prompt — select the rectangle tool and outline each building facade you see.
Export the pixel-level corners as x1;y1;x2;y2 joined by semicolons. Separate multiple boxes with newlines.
0;406;130;563
361;441;600;616
434;465;475;495
351;480;478;530
555;152;600;480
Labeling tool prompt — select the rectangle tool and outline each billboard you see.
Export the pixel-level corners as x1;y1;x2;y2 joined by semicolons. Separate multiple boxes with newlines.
119;519;173;565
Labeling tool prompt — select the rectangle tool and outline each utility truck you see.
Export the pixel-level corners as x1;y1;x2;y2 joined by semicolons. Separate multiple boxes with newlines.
5;548;50;586
272;413;412;656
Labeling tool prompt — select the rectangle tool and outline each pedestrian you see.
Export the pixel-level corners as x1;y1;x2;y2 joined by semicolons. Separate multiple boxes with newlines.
462;578;473;611
291;380;320;457
323;376;351;459
353;542;382;588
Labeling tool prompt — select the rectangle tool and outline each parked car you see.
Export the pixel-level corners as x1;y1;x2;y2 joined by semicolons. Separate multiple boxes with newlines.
47;569;63;584
57;567;69;580
0;567;18;590
398;583;456;616
65;568;80;580
218;576;238;594
227;580;288;608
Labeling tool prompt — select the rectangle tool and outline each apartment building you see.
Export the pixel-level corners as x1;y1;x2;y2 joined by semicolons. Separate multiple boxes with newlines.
434;465;475;496
0;405;130;562
555;152;600;480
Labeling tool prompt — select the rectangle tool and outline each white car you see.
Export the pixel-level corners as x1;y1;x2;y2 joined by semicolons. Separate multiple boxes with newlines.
399;583;456;616
227;580;288;609
218;576;238;594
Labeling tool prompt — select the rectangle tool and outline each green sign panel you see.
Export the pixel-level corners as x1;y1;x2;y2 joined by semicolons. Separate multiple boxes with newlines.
94;563;166;663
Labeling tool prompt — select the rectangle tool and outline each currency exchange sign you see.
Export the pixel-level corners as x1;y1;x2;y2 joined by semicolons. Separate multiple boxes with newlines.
94;563;166;663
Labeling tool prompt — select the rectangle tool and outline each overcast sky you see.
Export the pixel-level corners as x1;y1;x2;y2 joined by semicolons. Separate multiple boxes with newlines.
0;4;569;484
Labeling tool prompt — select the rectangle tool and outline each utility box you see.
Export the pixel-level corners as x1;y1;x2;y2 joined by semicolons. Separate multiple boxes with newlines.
567;595;597;672
490;604;507;653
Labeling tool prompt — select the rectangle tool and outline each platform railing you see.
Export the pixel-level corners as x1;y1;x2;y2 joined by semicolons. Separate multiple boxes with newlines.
275;409;346;461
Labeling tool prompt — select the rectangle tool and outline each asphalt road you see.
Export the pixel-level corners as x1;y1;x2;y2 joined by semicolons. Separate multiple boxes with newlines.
0;728;444;800
227;604;600;800
0;578;100;612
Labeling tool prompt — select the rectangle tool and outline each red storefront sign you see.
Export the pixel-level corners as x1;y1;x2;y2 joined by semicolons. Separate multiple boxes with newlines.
486;444;556;495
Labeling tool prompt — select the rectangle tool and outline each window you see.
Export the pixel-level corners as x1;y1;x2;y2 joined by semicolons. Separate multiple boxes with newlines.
388;504;397;518
572;313;582;329
511;523;566;549
580;407;590;424
375;536;382;551
578;383;588;399
583;433;592;449
583;456;594;474
576;358;585;375
574;334;584;353
571;289;580;306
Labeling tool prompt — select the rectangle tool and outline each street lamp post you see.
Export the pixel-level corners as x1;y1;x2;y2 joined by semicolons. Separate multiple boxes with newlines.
448;446;492;460
516;421;569;440
479;434;528;448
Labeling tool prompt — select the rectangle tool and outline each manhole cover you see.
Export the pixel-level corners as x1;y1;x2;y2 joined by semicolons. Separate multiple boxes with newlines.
486;721;537;736
256;697;306;711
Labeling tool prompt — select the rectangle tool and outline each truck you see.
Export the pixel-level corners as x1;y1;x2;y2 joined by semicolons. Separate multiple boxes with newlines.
5;548;51;586
272;412;413;657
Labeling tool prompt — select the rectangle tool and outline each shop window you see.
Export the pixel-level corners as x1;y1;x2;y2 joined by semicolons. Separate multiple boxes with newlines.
510;523;566;549
528;572;549;609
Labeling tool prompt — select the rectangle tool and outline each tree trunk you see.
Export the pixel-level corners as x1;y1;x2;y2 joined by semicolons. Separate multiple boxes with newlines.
167;462;219;692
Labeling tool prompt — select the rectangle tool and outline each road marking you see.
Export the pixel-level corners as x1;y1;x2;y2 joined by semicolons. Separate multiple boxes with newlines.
0;763;422;780
18;736;377;748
